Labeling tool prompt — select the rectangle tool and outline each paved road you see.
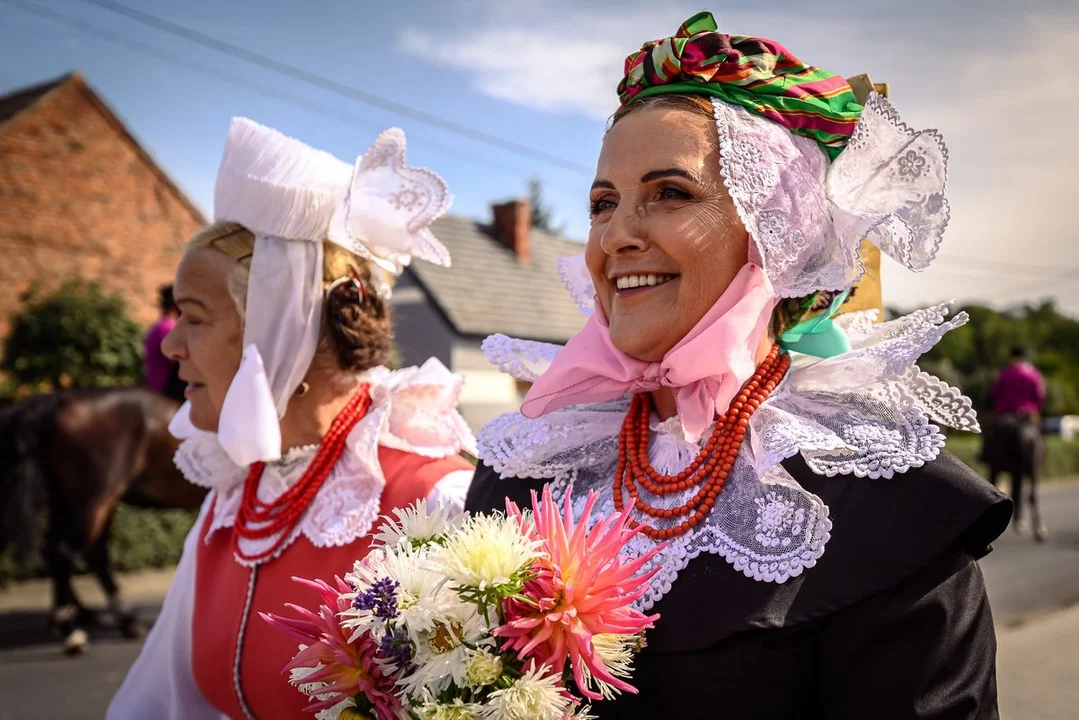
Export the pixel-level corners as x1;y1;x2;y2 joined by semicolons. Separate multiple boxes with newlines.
980;480;1079;627
1;482;1077;719
998;604;1079;720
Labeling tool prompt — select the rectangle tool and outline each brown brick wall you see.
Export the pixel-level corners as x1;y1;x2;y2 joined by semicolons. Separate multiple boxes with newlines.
0;76;205;342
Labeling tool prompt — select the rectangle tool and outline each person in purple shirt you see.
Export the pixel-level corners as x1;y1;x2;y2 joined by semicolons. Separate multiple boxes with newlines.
992;346;1047;417
144;286;185;401
984;346;1047;539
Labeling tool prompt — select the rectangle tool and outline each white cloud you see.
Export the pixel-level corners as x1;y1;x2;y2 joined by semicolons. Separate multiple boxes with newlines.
399;26;623;120
399;2;1079;313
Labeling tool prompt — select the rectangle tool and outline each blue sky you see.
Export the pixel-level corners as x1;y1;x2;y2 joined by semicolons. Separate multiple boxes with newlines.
2;0;1077;314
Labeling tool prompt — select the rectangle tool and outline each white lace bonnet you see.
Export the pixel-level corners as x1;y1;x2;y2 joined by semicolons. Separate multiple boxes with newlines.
559;13;949;309
170;119;453;467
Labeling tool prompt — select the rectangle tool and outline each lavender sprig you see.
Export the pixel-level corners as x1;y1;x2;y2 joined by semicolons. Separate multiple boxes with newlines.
353;578;400;620
378;626;414;669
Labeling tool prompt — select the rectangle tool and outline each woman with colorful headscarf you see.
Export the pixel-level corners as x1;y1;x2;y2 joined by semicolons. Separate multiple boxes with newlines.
108;119;475;718
466;12;1011;718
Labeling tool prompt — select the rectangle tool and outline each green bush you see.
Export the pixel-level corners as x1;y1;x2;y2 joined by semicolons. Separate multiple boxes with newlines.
108;506;198;573
1;280;143;391
947;432;1079;480
0;507;197;586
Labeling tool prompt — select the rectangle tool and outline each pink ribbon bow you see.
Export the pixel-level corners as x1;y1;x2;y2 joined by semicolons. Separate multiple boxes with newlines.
521;263;777;441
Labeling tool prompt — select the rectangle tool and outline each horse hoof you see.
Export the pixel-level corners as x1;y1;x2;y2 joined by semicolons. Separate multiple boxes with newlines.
1034;524;1049;543
1014;519;1030;534
63;629;89;656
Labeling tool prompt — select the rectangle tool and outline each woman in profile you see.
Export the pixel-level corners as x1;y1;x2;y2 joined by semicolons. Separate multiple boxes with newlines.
109;118;475;719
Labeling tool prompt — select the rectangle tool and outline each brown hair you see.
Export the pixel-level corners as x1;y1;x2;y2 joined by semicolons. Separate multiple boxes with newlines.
187;222;393;374
609;94;816;337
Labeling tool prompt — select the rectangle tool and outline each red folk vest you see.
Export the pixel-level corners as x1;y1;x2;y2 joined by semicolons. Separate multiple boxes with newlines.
192;447;472;719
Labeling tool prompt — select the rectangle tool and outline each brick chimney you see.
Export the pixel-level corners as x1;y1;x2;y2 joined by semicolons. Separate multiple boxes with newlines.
491;198;532;264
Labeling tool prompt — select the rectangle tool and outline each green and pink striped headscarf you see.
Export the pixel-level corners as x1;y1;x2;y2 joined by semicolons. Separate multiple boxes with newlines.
618;12;863;160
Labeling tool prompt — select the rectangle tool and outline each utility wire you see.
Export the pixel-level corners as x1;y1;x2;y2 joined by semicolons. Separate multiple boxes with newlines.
77;0;594;175
3;0;583;194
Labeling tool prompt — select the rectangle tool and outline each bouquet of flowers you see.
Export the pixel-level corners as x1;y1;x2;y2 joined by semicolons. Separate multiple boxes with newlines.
262;486;662;720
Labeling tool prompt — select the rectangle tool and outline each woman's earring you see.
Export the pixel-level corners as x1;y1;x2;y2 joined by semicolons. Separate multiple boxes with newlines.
295;381;311;397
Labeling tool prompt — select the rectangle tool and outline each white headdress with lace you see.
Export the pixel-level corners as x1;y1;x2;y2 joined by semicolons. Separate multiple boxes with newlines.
170;119;452;468
713;92;948;298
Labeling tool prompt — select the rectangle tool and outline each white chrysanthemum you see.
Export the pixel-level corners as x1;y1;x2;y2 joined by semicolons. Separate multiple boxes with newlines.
579;633;638;700
464;648;504;688
415;697;485;720
434;513;541;591
482;662;571;720
396;603;492;700
342;544;457;642
289;662;330;700
373;499;467;548
314;696;355;720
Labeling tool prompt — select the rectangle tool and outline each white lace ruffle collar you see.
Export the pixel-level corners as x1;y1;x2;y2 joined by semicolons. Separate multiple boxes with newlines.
477;305;979;611
175;358;476;566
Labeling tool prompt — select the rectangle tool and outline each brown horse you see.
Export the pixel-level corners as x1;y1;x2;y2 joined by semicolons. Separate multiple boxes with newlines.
0;387;207;654
984;412;1047;542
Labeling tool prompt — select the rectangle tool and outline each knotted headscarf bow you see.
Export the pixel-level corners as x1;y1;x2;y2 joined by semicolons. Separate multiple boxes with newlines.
618;11;864;159
521;264;777;442
778;289;853;358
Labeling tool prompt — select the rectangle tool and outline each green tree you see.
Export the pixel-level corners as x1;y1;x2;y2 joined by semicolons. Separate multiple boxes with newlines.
1;280;144;391
919;300;1079;416
528;178;563;235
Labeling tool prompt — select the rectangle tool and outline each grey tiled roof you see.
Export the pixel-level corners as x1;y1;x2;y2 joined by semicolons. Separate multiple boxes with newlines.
407;214;587;343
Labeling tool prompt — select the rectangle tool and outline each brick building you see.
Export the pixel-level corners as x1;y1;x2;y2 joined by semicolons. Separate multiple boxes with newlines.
0;72;205;340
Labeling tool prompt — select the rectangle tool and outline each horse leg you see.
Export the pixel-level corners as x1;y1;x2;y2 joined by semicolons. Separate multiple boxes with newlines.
1030;468;1048;543
44;531;90;656
1011;469;1028;534
86;517;141;639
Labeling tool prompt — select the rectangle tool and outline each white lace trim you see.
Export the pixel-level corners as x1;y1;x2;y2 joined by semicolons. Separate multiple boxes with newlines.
712;93;950;298
555;256;595;317
174;359;476;566
476;305;975;609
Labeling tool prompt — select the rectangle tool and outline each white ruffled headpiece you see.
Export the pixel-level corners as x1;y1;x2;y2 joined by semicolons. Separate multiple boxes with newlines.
558;92;949;315
170;119;453;467
715;92;948;298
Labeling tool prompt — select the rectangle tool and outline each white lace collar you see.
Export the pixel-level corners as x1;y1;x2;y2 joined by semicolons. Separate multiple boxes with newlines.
175;358;476;566
477;304;979;610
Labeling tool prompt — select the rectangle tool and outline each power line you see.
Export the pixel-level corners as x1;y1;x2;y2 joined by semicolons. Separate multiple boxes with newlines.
2;0;582;194
75;0;594;176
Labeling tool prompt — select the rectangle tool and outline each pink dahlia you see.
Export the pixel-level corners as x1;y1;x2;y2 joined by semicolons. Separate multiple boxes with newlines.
495;486;662;701
260;576;401;720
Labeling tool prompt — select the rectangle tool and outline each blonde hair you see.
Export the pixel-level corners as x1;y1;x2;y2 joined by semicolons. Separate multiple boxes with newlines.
185;221;393;372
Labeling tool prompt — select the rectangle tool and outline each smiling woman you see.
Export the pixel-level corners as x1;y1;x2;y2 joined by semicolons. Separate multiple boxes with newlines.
466;11;1011;719
588;95;757;366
